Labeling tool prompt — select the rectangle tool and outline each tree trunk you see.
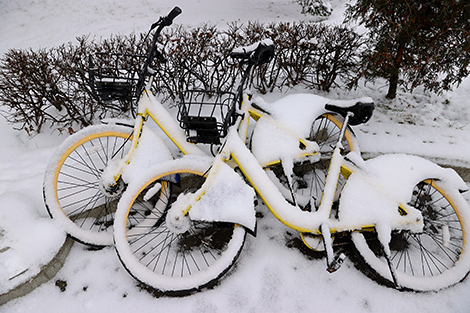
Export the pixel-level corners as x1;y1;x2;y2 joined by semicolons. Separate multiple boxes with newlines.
386;39;406;99
386;70;399;99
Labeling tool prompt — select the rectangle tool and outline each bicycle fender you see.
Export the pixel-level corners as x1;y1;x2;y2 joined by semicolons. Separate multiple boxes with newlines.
189;161;257;234
337;154;467;232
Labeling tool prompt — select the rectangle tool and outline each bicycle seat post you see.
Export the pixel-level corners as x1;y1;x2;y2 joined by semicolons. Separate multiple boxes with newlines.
336;111;354;150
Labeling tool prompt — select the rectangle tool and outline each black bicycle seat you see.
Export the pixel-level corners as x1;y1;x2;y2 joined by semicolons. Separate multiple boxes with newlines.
230;40;274;65
325;98;374;126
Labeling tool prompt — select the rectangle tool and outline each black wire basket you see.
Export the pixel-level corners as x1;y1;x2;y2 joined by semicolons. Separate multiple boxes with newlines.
177;90;237;145
88;52;146;102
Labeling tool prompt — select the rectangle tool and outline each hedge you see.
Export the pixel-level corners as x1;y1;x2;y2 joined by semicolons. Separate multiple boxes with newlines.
0;21;363;134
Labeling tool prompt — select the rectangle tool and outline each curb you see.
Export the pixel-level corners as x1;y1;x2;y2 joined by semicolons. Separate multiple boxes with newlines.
0;236;74;306
448;166;470;183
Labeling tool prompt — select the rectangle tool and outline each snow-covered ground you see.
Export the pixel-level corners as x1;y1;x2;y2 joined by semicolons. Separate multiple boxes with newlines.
1;0;470;312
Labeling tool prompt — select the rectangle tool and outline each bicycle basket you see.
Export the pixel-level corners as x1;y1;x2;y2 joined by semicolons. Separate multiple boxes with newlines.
88;52;146;102
177;90;237;145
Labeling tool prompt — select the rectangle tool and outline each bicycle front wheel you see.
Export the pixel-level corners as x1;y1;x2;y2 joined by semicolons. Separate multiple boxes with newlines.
351;179;470;291
43;124;133;246
114;159;246;295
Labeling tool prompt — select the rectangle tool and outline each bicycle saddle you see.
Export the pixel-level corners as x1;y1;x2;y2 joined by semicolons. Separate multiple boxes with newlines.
325;97;374;126
230;39;274;65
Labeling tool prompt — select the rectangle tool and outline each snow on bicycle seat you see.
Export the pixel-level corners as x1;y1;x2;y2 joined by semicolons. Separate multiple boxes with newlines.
230;39;274;65
325;97;374;126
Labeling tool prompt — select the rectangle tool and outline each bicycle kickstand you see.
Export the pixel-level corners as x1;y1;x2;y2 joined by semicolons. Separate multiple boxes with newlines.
321;224;346;273
380;242;402;289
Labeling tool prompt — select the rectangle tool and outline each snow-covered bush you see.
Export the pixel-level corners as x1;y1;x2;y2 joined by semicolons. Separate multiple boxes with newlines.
297;0;333;17
0;22;363;134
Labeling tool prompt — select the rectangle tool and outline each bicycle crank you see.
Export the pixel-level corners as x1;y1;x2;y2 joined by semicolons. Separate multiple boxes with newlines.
326;253;346;273
320;224;346;273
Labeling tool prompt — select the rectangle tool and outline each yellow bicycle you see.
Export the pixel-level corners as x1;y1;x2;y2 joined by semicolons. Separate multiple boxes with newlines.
43;7;358;247
112;45;470;294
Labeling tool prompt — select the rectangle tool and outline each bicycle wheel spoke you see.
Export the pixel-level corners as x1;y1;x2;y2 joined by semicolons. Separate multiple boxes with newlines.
58;170;100;186
88;137;108;167
182;252;193;276
62;188;103;212
426;232;460;261
131;227;169;252
57;182;99;200
77;194;108;229
62;162;101;178
163;234;177;275
57;179;98;190
65;154;101;178
78;145;104;178
411;234;443;275
111;134;132;159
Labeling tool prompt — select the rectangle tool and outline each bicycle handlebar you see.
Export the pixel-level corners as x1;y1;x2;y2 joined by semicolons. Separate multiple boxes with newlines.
146;7;183;64
164;6;182;25
151;6;182;30
134;7;182;107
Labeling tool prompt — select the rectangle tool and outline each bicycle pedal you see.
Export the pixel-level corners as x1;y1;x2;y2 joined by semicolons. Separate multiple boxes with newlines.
326;253;346;273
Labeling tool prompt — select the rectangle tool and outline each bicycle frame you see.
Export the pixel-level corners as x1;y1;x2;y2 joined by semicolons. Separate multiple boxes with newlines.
106;49;428;249
242;101;424;228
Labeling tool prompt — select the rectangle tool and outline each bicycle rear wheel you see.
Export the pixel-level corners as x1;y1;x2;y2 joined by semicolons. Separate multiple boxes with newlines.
351;179;470;291
114;159;246;295
43;124;133;246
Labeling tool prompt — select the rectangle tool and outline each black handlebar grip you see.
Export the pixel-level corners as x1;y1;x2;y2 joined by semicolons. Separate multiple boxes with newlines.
161;6;182;26
167;6;182;22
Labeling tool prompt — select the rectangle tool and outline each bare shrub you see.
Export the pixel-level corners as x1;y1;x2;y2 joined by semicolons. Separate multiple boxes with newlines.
0;22;363;134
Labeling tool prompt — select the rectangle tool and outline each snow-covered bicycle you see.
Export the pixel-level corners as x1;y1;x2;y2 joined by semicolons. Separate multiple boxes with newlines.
113;46;470;294
43;7;358;247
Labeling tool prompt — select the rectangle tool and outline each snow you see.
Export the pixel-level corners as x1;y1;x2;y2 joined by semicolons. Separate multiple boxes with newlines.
0;193;65;293
339;154;468;229
121;125;173;185
328;96;374;108
2;0;470;312
251;94;325;166
189;156;257;232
